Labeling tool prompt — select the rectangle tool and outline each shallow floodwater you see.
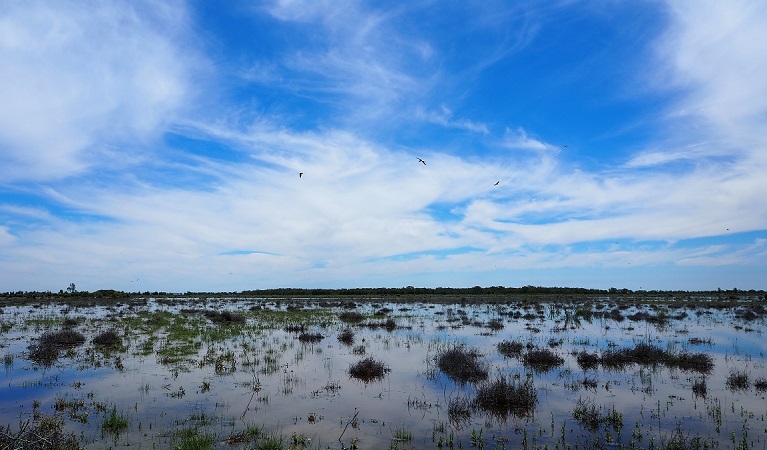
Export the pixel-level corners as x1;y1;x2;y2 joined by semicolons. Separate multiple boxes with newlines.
1;297;766;449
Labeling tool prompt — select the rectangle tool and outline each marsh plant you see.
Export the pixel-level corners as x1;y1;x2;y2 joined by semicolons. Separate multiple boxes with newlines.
474;375;538;419
436;345;488;385
0;416;80;450
348;356;390;382
522;347;564;373
28;329;86;366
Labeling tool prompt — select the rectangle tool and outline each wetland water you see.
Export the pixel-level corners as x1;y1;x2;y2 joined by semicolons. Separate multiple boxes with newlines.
1;296;766;449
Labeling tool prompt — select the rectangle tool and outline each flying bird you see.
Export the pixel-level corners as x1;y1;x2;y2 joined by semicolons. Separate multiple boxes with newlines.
299;172;303;178
494;181;500;186
417;158;426;165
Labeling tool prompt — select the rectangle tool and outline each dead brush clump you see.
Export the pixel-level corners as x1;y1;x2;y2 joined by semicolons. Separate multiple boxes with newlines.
283;323;307;333
497;340;524;358
436;345;488;385
92;330;122;350
339;311;365;323
668;352;714;374
348;356;390;382
576;351;601;371
447;396;473;424
337;328;355;345
754;378;767;392
726;369;750;391
0;416;80;450
522;347;564;373
362;318;397;331
298;332;324;343
204;310;246;324
474;375;537;419
572;398;623;432
28;329;86;366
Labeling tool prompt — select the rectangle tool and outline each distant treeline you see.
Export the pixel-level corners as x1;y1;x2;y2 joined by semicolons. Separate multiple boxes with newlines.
2;285;764;300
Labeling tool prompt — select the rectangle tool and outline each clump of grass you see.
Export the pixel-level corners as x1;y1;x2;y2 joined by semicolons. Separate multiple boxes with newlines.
692;377;707;398
28;329;86;366
92;329;122;350
726;369;750;391
668;352;714;374
339;311;365;323
596;342;713;373
497;340;524;358
447;396;473;424
576;351;601;371
283;323;307;333
297;332;324;343
102;407;129;434
351;345;366;355
62;317;80;329
222;425;263;445
436;345;488;385
363;318;397;331
522;347;564;373
572;398;623;432
0;415;80;450
348;356;390;382
173;427;216;450
486;319;504;331
474;375;538;419
203;310;245;324
337;328;355;345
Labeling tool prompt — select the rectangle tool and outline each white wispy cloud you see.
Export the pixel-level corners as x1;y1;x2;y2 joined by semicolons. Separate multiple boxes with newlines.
501;127;558;151
0;0;197;182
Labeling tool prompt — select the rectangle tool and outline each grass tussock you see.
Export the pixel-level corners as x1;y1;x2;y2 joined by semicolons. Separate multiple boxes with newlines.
726;369;750;391
447;396;473;424
692;377;707;398
436;345;488;385
0;416;81;450
348;356;390;382
587;342;714;374
28;329;86;366
572;398;623;432
297;332;324;343
522;347;564;373
474;376;538;419
203;310;245;324
337;328;355;345
92;329;122;350
339;311;365;323
576;351;601;371
496;340;524;358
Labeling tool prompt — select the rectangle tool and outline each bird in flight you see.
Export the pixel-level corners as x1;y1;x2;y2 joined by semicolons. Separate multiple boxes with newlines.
299;172;303;178
494;181;500;186
417;158;426;165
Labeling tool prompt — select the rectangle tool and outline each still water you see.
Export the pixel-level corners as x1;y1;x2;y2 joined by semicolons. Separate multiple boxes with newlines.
1;297;765;449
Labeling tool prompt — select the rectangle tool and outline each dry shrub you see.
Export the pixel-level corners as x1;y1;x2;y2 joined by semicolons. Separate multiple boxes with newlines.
522;347;564;373
28;329;86;366
497;340;524;358
474;376;537;419
337;328;355;345
0;416;80;450
204;310;245;324
436;345;488;385
92;330;122;350
576;351;600;371
298;332;324;343
348;356;389;382
339;311;365;323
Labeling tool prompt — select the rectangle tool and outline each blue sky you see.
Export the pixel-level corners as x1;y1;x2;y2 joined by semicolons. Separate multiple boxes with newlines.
1;1;766;293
